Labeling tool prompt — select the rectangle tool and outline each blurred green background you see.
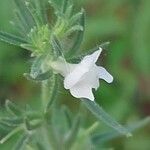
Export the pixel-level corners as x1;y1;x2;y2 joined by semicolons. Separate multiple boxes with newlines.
0;0;150;149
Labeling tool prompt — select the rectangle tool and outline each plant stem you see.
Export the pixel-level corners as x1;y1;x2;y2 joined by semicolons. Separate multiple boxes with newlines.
46;75;58;110
41;74;58;112
41;80;49;109
84;122;99;136
41;75;59;149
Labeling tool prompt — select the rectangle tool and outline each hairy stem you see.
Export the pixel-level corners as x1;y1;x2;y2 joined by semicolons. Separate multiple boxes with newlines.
41;74;58;113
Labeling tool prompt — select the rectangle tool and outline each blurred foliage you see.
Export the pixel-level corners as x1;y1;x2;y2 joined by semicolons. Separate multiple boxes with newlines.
0;0;150;149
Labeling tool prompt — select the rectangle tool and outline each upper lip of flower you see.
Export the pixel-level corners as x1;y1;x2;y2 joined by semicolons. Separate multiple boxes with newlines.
64;48;102;89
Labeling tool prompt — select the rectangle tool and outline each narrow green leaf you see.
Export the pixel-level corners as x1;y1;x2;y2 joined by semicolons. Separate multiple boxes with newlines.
0;31;27;46
30;55;45;78
65;25;83;36
14;0;35;30
65;4;73;19
35;0;47;25
51;35;63;57
62;0;69;14
0;126;23;144
24;117;42;131
13;132;30;150
5;100;23;117
50;106;70;144
66;9;85;57
72;8;85;48
49;0;62;16
27;112;42;119
24;118;32;131
67;41;110;62
36;142;46;150
45;75;59;113
14;11;30;35
21;43;35;51
62;106;72;128
82;100;132;137
69;12;83;26
25;0;44;27
0;122;13;132
92;117;150;144
78;41;110;57
0;118;23;127
132;0;150;74
0;120;17;128
24;70;52;82
37;0;48;24
99;41;110;49
64;115;81;149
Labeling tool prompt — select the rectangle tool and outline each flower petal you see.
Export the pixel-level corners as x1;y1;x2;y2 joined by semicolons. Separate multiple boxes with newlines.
64;48;102;89
81;47;102;68
82;65;100;90
51;57;76;76
64;66;88;89
70;83;94;101
98;67;113;83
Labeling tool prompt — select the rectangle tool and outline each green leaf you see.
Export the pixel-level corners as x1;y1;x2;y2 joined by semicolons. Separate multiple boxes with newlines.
5;100;23;117
65;25;83;36
14;0;35;31
0;31;27;46
13;133;30;150
0;126;23;144
21;43;35;51
82;100;132;137
0;117;23;128
62;0;69;14
14;11;30;35
65;4;73;19
69;12;83;26
35;142;46;150
51;35;63;57
92;117;150;144
0;122;13;132
37;0;48;24
45;75;59;113
24;70;52;82
25;0;45;26
30;55;45;78
99;41;110;49
66;9;85;57
62;106;72;128
0;120;16;128
49;0;63;16
34;0;47;24
67;41;110;62
24;117;42;131
64;115;81;149
132;0;150;74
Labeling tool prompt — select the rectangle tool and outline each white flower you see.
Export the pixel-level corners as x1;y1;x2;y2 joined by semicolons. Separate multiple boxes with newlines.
50;47;113;101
